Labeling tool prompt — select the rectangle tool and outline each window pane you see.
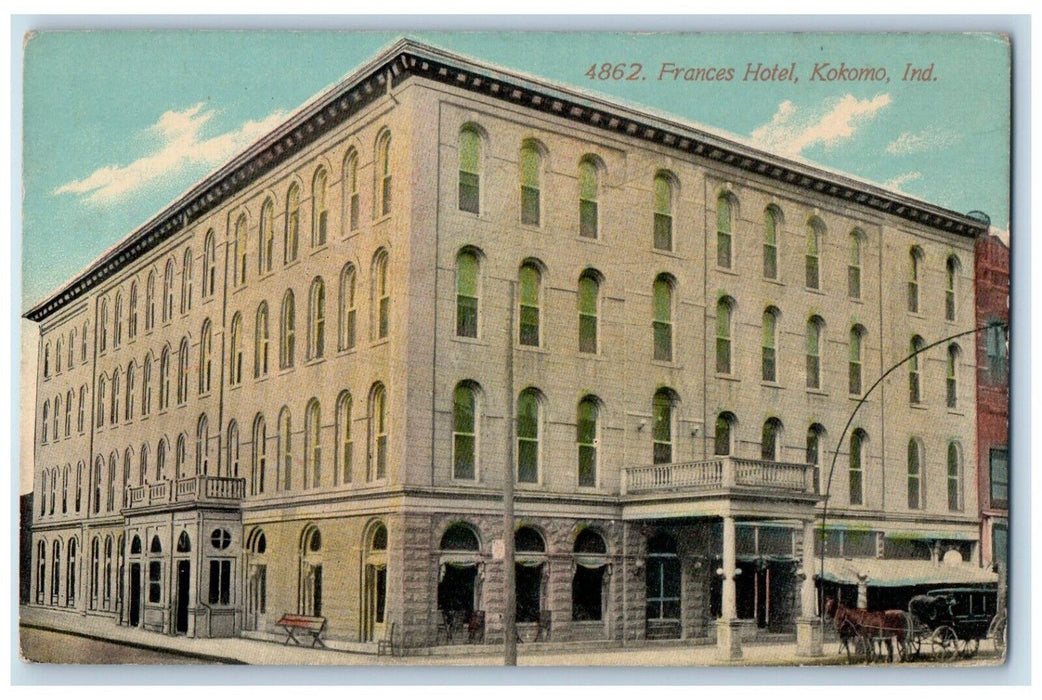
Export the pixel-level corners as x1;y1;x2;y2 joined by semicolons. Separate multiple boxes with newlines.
459;171;479;213
460;130;480;172
579;199;598;238
653;213;672;250
454;435;475;480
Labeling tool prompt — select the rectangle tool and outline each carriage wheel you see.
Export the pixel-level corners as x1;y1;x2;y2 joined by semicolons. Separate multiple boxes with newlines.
933;625;959;662
854;630;875;664
960;638;979;659
907;624;928;660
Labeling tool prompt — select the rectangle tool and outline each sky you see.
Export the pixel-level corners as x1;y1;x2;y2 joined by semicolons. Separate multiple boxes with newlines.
17;30;1011;493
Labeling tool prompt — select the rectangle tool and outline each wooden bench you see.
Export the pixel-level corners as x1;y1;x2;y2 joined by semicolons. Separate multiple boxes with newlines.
276;614;327;648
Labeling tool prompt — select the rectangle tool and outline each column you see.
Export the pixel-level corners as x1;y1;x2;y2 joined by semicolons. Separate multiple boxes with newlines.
796;519;823;657
716;515;742;660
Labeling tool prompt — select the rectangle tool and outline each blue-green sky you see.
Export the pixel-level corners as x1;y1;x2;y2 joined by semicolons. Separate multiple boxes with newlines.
22;30;1010;310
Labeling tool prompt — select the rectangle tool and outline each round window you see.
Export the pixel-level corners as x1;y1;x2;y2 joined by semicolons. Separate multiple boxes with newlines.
211;528;231;550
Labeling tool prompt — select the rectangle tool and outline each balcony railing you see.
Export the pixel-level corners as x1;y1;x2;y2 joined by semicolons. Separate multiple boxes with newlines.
124;475;245;509
623;457;817;496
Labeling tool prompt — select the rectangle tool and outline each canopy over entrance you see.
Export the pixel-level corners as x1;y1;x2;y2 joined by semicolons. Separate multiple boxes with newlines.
819;558;997;587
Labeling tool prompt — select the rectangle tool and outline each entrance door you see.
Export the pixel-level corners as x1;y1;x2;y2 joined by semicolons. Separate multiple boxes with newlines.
175;560;190;635
645;533;681;639
363;564;387;642
246;565;266;631
129;564;141;627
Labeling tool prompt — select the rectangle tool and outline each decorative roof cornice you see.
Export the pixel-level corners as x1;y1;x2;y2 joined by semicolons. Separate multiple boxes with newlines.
25;38;987;323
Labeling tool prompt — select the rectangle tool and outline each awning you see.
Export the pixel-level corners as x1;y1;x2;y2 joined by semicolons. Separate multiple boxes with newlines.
818;558;998;587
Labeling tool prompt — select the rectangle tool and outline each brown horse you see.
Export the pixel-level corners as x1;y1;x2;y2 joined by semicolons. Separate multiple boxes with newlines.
825;598;913;662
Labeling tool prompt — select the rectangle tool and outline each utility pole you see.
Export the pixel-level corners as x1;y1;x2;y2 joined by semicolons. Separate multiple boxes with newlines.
504;280;517;666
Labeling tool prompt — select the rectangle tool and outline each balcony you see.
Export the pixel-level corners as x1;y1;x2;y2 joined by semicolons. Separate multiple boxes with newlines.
126;475;246;511
621;457;820;521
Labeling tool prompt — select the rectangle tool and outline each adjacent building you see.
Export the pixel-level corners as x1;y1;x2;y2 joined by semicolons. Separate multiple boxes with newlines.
25;39;998;657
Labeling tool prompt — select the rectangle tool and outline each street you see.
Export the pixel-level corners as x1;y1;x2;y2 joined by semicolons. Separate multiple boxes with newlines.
19;626;220;665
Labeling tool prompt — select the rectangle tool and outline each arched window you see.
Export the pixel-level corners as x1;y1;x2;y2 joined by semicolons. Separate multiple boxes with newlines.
254;303;269;378
278;407;292;491
177;337;189;404
95;375;105;428
252;414;267;495
128;282;138;339
849;325;866;395
762;307;779;382
53;395;61;438
946;256;960;321
459;126;482;214
103;535;113;605
909;335;924;404
280;290;295;369
110;370;121;424
338;264;357;350
312;167;328;247
519;141;542;226
203;230;216;298
947;442;962;511
369;383;388;481
196;414;210;476
66;538;77;607
175;434;186;480
41;400;49;443
51;540;61;605
850;429;866;505
113;293;124;347
907;438;923;510
714;412;737;456
81;321;89;361
199;319;212;394
308;277;325;360
518;262;542;347
65;390;73;436
229;313;243;385
344;149;359;231
157;438;167;481
335;392;352;485
88;537;100;607
376;131;392;217
653;275;673;362
578;157;599;238
947;343;960;408
36;540;46;604
181;248;193;313
304;399;321;488
848;231;863;299
76;461;85;511
456;251;479;338
99;300;108;352
122;450;131;507
177;531;191;553
39;471;48;516
577;396;600;487
106;453;117;512
259;198;275;274
716;194;734;269
372;251;389;340
716;296;734;374
805;219;824;290
653;173;673;251
146;271;156;330
515;526;545;553
578;271;600;354
516;388;541;483
55;338;63;374
761;417;783;461
763;206;780;279
138;445;148;486
68;328;77;366
908;247;923;313
141;356;152;416
234;214;248;286
43;341;51;379
806;423;826;492
440;522;480;551
453;382;478;480
163;258;175;322
227;421;240;478
806;316;825;390
653;389;675;464
285;183;300;264
125;362;135;421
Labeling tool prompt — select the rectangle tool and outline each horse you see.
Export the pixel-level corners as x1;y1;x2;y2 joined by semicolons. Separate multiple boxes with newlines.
825;598;913;662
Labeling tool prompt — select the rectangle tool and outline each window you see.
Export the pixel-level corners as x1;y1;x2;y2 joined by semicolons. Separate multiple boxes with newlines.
907;438;923;509
41;400;49;443
646;533;680;622
947;344;960;408
53;395;61;439
849;429;866;505
199;320;212;394
517;388;541;483
36;541;46;604
175;435;187;479
518;263;542;347
110;370;121;424
76;461;84;511
989;447;1008;508
148;561;161;604
227;421;240;478
304;399;321;488
653;173;673;251
99;300;108;352
456;251;479;338
805;219;823;290
572;529;607;621
848;231;862;299
908;247;922;313
259;198;274;274
308;277;325;360
196;414;210;476
254;303;269;378
376;131;392;217
252;415;267;495
181;248;193;313
806;316;824;390
717;194;734;269
986;323;1008;381
55;339;62;374
762;307;778;382
135;444;147;486
909;336;924;404
128;281;138;339
234;214;248;286
163;259;175;322
653;275;673;362
806;424;825;493
578;271;599;353
124;363;135;421
459;127;481;214
285;183;300;264
65;390;73;435
947;442;962;511
312;167;328;247
577;396;599;487
335;392;352;485
113;293;124;347
121;451;131;506
68;328;76;367
51;541;61;605
716;297;734;374
453;382;478;480
763;207;779;279
107;455;117;512
279;407;292;491
578;157;599;238
78;385;86;431
519;142;541;226
157;439;167;481
369;383;388;481
849;325;865;395
344;150;359;231
653;389;675;465
338;264;357;350
141;357;152;417
714;412;736;456
146;271;156;330
95;376;105;428
177;338;189;404
81;321;89;361
372;250;390;340
209;560;232;605
66;539;77;607
762;418;783;461
203;230;216;298
280;290;295;369
945;256;959;321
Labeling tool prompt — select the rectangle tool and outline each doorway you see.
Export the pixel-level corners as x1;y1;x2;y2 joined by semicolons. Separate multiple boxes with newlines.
363;564;387;641
437;564;476;614
175;560;190;634
129;563;141;627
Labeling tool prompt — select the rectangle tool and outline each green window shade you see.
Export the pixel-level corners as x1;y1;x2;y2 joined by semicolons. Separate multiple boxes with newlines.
717;196;732;268
459;130;480;213
519;266;540;346
763;209;778;279
517;391;539;483
716;301;731;374
579;161;598;238
520;146;540;226
849;432;863;505
653;176;672;250
947;443;960;511
453;385;476;480
907;440;921;509
653;279;672;361
578;275;598;353
577;399;598;487
762;311;776;382
652;393;672;464
456;253;479;338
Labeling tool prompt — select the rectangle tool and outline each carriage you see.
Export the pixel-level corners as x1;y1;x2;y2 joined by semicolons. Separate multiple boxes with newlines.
905;587;1006;661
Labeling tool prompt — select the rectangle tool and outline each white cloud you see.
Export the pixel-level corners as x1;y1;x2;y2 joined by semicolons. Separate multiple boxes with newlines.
884;171;923;191
750;94;891;157
54;103;289;204
885;128;959;155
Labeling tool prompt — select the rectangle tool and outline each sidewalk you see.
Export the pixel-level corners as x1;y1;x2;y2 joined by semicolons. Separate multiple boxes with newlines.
19;605;848;666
